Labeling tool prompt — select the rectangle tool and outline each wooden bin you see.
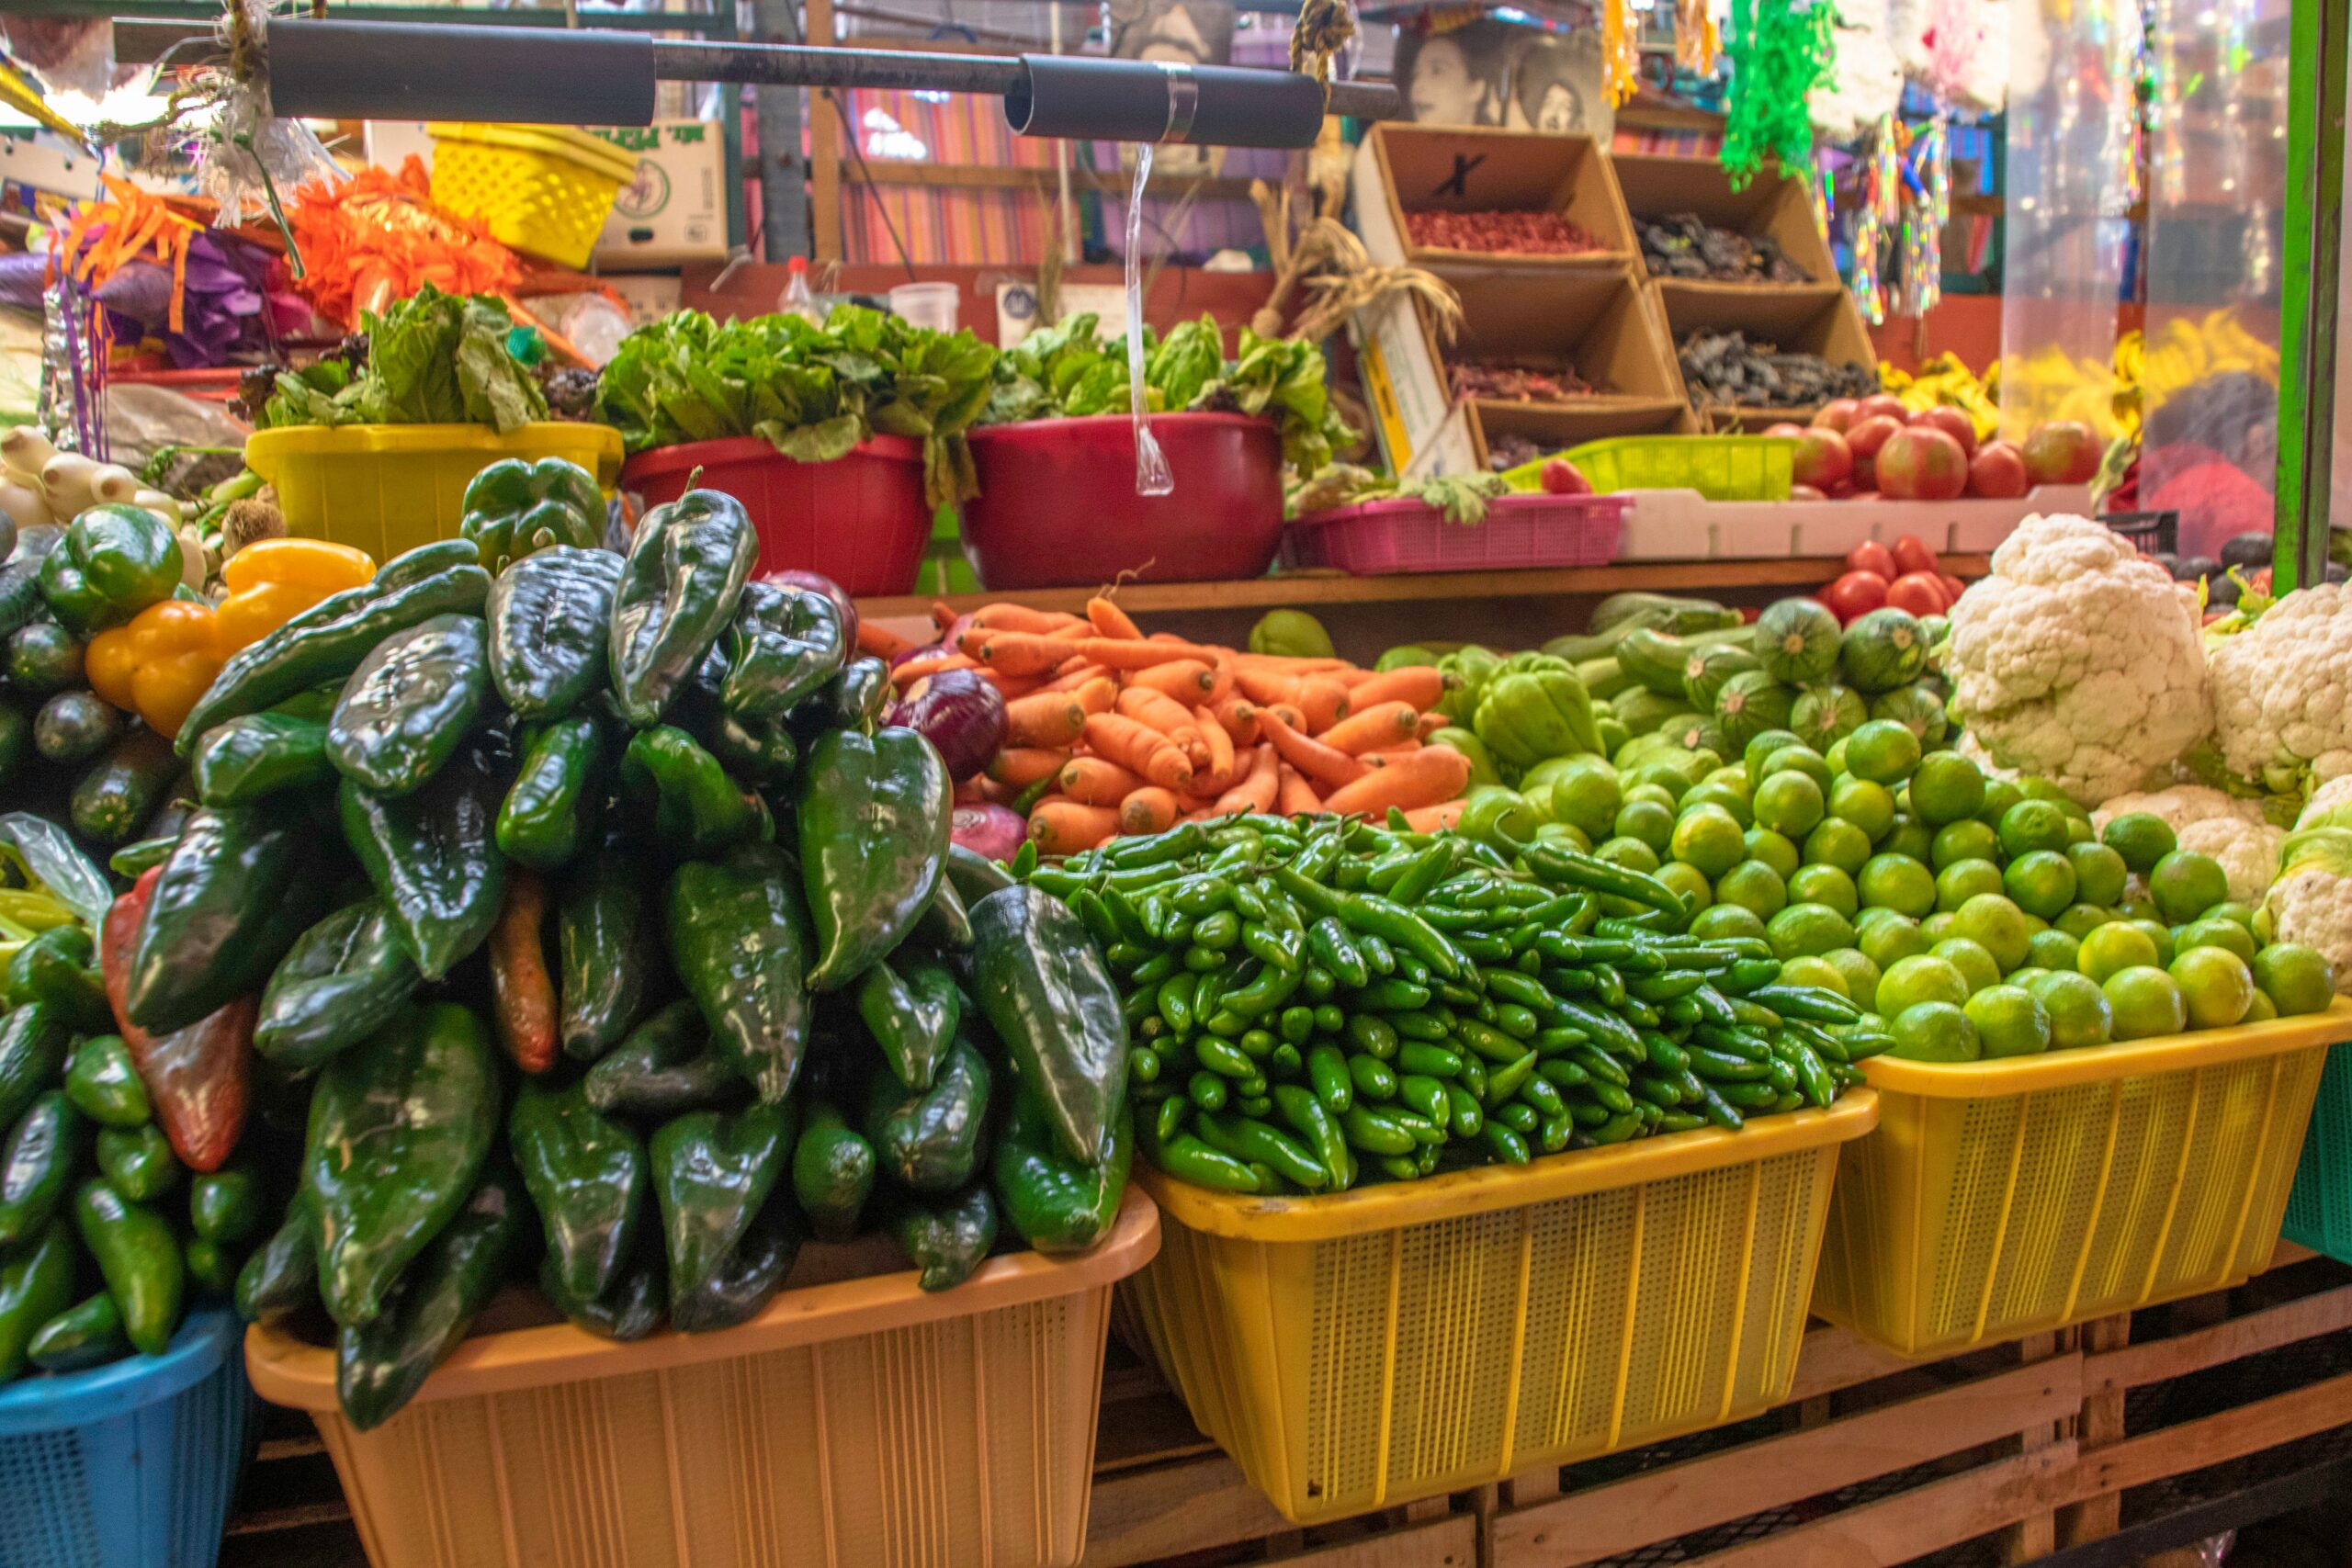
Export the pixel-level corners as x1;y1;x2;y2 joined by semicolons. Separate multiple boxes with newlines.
1351;123;1635;273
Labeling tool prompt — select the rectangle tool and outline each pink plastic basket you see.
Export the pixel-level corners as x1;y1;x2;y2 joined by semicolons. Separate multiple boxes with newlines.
1280;491;1630;575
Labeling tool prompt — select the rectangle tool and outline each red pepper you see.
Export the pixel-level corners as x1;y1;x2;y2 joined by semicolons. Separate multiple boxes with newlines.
488;867;558;1074
101;868;253;1173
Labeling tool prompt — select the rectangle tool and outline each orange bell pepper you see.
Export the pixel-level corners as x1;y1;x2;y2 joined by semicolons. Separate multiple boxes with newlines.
214;537;375;653
85;598;228;739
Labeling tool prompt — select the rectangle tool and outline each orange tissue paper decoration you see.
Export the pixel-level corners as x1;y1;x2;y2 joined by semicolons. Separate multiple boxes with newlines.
286;155;523;328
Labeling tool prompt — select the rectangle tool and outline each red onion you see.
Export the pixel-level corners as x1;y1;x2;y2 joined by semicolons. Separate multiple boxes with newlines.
759;569;857;651
889;667;1006;783
891;638;944;670
952;803;1027;863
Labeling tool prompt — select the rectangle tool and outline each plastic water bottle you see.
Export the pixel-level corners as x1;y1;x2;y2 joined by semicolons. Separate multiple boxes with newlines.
779;256;822;325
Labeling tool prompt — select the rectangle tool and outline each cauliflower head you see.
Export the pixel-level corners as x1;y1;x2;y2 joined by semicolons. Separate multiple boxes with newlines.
1945;514;2211;807
2267;849;2352;995
2093;784;2284;903
2206;582;2352;796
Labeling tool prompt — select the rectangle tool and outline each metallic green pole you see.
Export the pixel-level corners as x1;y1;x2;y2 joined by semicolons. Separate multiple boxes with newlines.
2275;0;2349;591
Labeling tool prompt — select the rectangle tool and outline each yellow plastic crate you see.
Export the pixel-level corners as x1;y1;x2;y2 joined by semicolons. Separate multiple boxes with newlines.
1504;435;1798;501
245;1191;1158;1568
1813;1002;2351;1359
1121;1095;1877;1524
427;122;638;268
244;422;623;562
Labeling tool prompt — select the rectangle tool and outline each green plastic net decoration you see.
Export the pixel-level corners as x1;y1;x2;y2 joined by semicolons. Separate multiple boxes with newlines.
1722;0;1836;187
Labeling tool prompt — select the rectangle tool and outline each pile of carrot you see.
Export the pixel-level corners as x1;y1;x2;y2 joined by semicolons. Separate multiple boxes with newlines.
859;596;1472;856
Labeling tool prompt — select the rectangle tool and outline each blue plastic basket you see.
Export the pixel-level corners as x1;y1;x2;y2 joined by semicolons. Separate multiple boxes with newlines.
2284;1043;2352;1263
0;1309;254;1568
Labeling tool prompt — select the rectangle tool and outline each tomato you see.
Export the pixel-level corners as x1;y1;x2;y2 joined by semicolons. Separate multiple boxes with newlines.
1890;535;1941;577
1846;540;1897;578
1886;571;1950;615
1821;570;1891;623
1938;572;1966;604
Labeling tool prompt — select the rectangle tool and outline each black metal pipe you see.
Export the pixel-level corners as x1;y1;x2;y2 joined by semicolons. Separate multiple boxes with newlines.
1007;53;1337;146
265;19;659;125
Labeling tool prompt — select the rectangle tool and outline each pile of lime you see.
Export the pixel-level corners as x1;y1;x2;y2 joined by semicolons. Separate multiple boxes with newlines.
1551;721;2336;1062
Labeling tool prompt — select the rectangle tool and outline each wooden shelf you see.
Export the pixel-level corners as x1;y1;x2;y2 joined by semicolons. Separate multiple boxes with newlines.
857;555;1992;620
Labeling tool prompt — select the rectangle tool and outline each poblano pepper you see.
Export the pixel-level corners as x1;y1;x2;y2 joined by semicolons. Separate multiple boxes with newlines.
74;1180;182;1355
582;1000;735;1119
721;581;846;720
540;1239;662;1341
558;841;652;1062
884;1184;996;1292
305;1001;499;1329
865;1037;991;1195
233;1188;318;1325
797;727;951;991
39;502;181;632
994;1089;1129;1256
101;874;253;1173
969;886;1129;1165
340;731;511;981
510;1077;646;1306
623;725;768;856
326;613;491;795
666;844;812;1103
856;953;959;1091
608;489;756;728
650;1100;795;1314
458;457;605;571
125;804;334;1034
336;1167;525;1431
191;712;334;807
496;713;606;871
254;897;419;1070
670;1210;800;1334
487;547;624;720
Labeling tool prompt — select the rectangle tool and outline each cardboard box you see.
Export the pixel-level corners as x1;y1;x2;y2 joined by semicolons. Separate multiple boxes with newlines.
590;121;727;267
1349;287;1482;479
1352;124;1634;273
1615;154;1837;287
600;274;685;327
1654;280;1876;427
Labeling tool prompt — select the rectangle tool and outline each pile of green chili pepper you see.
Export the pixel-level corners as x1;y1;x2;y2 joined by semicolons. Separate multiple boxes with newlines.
1031;814;1888;1194
0;484;1133;1433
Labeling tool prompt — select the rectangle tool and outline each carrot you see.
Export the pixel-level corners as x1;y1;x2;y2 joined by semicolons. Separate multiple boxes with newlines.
1317;700;1424;756
1116;685;1204;741
1058;756;1144;807
1193;704;1235;792
986;747;1069;788
857;621;921;661
1295;676;1351;735
1229;653;1351;673
1349;665;1450;713
1255;707;1367;789
1332;666;1378;688
1231;668;1304;707
1119;785;1181;836
1082;713;1193;792
1403;800;1468;832
1040;661;1112;694
1086;595;1144;639
964;629;1071;675
1275;763;1323;816
1211;744;1281;816
1203;659;1237;704
1207;695;1259;745
1361;741;1424;760
931;601;959;631
1073;676;1120;716
1261;702;1306;736
1319;748;1473;815
1003;691;1089;749
1072;637;1225;670
991;674;1046;702
1418;711;1448;739
1028;798;1119;855
890;649;977;686
971;603;1077;633
1128;659;1217;702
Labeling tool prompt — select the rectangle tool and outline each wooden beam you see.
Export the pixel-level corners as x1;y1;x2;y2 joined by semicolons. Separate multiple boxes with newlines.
2003;1334;2065;1563
2058;1314;2133;1549
1677;1444;2076;1568
2061;1369;2352;1501
1263;1516;1477;1568
808;0;843;263
1780;1324;1920;1405
846;162;1261;201
2087;1282;2352;1393
1487;1359;2082;1568
1080;1452;1299;1568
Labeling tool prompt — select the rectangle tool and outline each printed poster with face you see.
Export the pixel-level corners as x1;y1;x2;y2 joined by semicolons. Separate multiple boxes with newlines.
1393;17;1613;141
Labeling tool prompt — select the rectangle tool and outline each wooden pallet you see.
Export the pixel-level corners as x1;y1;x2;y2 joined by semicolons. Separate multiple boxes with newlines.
220;1245;2352;1568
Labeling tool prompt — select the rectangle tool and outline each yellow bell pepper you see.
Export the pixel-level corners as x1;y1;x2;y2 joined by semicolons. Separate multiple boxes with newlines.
215;537;375;653
85;598;228;739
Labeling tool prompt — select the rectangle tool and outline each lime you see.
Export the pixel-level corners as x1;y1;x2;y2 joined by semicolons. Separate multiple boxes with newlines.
1888;1000;1980;1061
1532;822;1594;853
1702;765;1752;800
1932;936;2001;994
1860;913;1932;970
2019;911;2051;935
1670;804;1748;879
1715;860;1790;919
1804;818;1874;876
1976;777;2026;828
2026;970;2114;1050
2245;988;2280;1022
1824;738;1850;773
1935;859;2006;911
1931;819;2000;869
2077;921;2160;983
1780;955;1850;997
1627;761;1693;804
2127;919;2177;968
2102;811;2177;873
1878;953;1972;1014
1768;902;1858;961
2003;851;2079;919
1761;746;1835;792
2064;842;2129;908
2055;903;2112;939
1545;757;1623;838
2066;817;2094;845
1690;903;1770;942
1882;816;1935;863
1788;863;1860;918
1743;828;1803;881
2104;966;2188;1039
2252;943;2338;1016
1656;860;1714;913
1909;752;1987;826
2174;918;2257;965
1823;947;1882;1005
1743;728;1804;787
1844;719;1922;784
1684;784;1754;829
2150;850;2231;924
2208;900;2259;935
1624;782;1678;811
2118;894;2162;923
1828;777;1898;842
2027;928;2082;973
1951;893;2033;972
1859;853;1938;918
1614;798;1676;853
1596;835;1662;874
2169;946;2255;1029
1754;771;1826;838
1997;799;2072;858
1966;985;2053;1058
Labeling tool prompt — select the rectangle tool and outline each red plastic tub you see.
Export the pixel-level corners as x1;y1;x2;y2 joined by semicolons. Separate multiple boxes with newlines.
621;434;931;596
960;413;1284;590
1281;491;1631;575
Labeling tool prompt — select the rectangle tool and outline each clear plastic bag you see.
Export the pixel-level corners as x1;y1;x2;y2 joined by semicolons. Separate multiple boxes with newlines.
1125;142;1173;497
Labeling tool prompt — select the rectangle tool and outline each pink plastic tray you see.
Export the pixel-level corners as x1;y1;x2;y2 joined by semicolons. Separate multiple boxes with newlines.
1281;491;1630;575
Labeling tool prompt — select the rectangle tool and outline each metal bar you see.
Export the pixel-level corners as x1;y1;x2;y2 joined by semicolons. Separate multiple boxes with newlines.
2274;0;2349;590
748;0;809;261
651;37;1025;93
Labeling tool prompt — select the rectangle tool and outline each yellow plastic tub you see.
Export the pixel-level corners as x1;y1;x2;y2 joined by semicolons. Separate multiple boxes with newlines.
1813;1002;2352;1359
244;423;624;562
427;122;638;268
1122;1095;1877;1524
246;1190;1159;1568
1506;435;1799;501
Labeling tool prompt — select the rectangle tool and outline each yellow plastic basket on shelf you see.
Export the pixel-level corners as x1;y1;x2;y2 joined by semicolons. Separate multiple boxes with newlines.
245;1190;1159;1568
426;121;638;268
243;423;624;563
1505;435;1799;501
1813;1001;2351;1360
1121;1095;1877;1525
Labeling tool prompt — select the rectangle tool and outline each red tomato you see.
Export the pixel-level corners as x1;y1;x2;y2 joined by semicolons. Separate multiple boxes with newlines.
1821;570;1890;622
1937;572;1966;604
1890;535;1941;577
1846;540;1897;579
1886;571;1950;615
